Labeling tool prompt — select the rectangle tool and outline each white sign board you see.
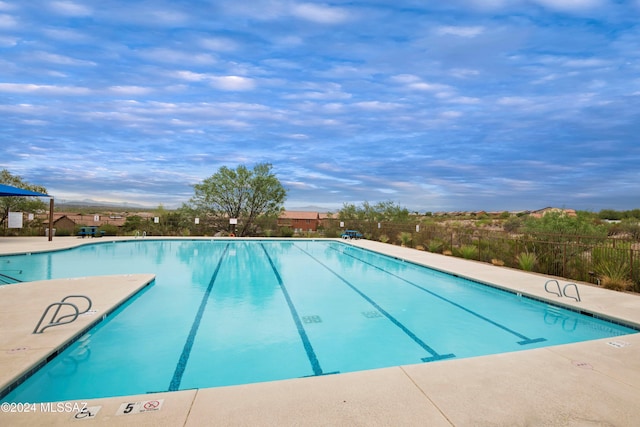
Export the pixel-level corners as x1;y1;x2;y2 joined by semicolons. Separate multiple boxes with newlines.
154;217;159;224
8;212;23;228
194;217;200;224
94;215;100;222
229;218;238;225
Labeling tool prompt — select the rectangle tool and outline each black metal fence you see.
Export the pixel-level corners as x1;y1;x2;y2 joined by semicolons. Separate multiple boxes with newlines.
321;219;640;291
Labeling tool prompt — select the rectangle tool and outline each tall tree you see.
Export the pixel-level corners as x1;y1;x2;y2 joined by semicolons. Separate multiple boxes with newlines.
189;163;286;236
0;169;48;229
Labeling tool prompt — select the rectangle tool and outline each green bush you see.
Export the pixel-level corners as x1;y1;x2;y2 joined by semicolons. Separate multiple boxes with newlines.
592;244;634;291
427;239;444;253
279;227;294;237
457;244;478;260
516;252;537;271
398;232;412;247
99;224;119;236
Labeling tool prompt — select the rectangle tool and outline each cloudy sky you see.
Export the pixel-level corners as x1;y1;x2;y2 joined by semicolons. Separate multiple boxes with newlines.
1;0;639;212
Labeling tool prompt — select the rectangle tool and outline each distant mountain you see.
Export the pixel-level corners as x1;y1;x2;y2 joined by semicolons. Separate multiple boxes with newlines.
285;205;336;213
56;199;153;210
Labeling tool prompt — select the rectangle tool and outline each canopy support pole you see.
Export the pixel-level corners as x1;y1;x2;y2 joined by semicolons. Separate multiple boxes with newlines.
48;198;54;241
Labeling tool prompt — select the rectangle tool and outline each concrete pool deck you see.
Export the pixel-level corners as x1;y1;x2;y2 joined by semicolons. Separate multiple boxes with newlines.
0;236;639;426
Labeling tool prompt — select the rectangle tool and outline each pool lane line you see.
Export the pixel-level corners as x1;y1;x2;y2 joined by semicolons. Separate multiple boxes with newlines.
260;244;326;376
334;246;546;346
294;244;455;363
168;243;230;392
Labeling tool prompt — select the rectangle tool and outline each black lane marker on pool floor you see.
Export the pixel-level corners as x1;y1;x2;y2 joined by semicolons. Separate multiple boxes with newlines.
294;244;455;363
260;244;325;376
334;246;546;346
168;243;230;391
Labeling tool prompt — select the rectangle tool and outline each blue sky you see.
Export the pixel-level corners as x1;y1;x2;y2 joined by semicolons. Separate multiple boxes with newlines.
1;0;639;212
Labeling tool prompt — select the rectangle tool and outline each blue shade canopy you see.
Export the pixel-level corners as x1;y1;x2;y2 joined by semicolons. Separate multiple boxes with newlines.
0;183;49;197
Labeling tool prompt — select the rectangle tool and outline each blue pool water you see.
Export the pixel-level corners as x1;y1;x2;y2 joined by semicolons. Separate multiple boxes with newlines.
1;239;636;403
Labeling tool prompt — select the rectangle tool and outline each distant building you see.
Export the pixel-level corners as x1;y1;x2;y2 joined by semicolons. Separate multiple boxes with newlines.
277;211;320;232
50;212;128;233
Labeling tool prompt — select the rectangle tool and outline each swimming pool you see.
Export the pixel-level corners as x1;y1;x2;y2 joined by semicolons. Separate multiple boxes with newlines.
1;239;636;403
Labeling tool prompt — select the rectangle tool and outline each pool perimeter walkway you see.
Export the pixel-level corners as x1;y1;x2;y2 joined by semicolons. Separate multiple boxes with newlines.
1;236;640;426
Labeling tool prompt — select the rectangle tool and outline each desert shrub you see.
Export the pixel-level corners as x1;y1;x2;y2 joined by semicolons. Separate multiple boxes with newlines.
457;244;478;259
427;239;444;253
398;232;412;247
279;227;294;237
596;260;632;291
592;244;634;291
503;216;522;233
99;224;119;236
516;252;537;271
379;234;389;243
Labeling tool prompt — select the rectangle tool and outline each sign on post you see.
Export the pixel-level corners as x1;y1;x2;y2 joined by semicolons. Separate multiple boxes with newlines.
8;212;23;228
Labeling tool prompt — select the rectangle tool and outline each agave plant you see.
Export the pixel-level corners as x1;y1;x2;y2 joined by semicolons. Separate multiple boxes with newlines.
595;258;632;291
516;251;537;271
458;244;478;260
398;231;412;247
427;239;444;253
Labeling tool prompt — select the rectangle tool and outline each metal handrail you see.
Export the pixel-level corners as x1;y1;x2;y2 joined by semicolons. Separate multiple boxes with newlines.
544;279;562;297
563;283;581;302
544;280;581;302
54;295;92;323
33;295;93;334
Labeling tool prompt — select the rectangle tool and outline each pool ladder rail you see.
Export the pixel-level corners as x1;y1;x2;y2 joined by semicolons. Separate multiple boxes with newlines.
33;295;93;334
544;279;581;302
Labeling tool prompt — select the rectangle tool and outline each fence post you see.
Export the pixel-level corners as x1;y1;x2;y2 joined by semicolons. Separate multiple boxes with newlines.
631;247;636;290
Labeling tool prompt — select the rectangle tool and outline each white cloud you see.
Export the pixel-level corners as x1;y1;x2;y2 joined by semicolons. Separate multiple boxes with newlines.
0;13;17;28
137;48;216;65
43;28;91;42
562;58;609;68
451;68;480;78
172;70;208;82
497;96;532;105
199;37;239;52
409;81;451;92
0;35;17;46
32;51;96;66
209;76;256;91
291;3;350;24
530;0;604;12
436;26;485;38
49;1;92;17
108;86;153;96
354;101;403;111
391;74;421;84
440;111;463;119
0;2;16;11
448;96;481;104
0;83;91;95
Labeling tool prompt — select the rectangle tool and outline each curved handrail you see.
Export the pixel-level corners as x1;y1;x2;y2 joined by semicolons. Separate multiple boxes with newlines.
32;294;94;334
55;295;92;323
563;283;581;302
544;279;562;297
33;302;80;334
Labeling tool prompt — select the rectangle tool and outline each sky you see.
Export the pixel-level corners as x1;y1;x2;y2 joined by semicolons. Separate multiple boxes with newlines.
1;0;640;213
